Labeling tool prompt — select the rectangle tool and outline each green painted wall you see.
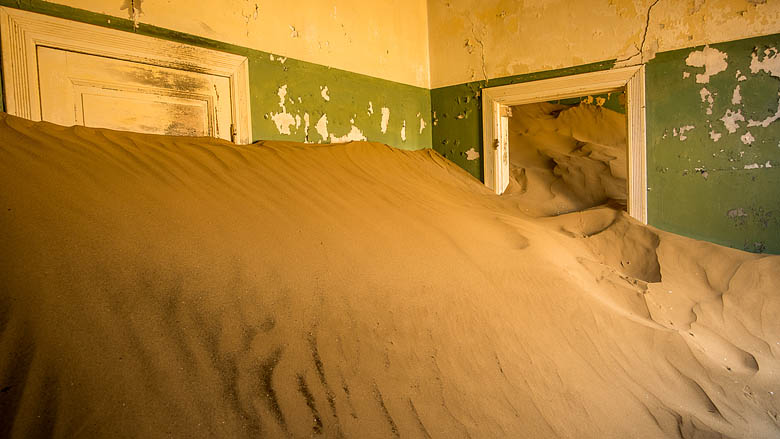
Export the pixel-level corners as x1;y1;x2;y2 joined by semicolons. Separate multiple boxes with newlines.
646;35;780;254
431;35;780;254
0;1;431;150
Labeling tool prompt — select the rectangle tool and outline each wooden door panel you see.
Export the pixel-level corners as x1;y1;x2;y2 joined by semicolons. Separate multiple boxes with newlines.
37;46;233;140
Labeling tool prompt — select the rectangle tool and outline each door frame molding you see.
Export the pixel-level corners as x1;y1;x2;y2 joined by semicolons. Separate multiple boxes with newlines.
481;65;647;223
0;6;252;144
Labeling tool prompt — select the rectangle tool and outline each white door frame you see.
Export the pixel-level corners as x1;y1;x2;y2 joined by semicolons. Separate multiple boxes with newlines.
0;6;252;144
481;65;647;223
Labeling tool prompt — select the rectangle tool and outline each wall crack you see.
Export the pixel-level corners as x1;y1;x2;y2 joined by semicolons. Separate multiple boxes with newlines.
616;0;662;64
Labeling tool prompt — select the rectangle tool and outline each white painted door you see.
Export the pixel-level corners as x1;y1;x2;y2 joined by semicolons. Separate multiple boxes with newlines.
498;106;511;194
37;46;234;140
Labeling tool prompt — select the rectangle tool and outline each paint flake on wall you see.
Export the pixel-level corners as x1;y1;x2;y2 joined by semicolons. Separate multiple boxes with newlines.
741;131;755;145
315;114;329;140
685;46;728;84
380;107;390;134
465;147;479;161
320;86;330;101
330;125;367;143
270;85;297;135
720;109;745;133
750;47;780;78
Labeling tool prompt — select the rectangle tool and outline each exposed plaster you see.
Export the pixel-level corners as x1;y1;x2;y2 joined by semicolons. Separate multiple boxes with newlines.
699;87;714;115
320;86;330;101
720;109;745;133
747;101;780;128
330;125;366;143
419;117;426;134
367;102;374;116
685;46;729;84
741;132;755;145
749;47;780;77
270;85;296;135
380;107;390;134
465;147;479;161
315;114;328;140
400;120;407;142
731;85;742;105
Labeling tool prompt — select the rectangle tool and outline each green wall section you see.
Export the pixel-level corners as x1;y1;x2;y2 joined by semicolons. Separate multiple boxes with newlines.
645;34;780;254
431;36;780;254
0;1;431;150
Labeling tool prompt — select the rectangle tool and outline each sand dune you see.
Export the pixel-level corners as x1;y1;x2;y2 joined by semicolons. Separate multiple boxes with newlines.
0;113;778;438
506;103;628;216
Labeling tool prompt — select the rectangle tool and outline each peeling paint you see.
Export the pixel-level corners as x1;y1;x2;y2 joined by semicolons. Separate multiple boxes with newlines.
380;107;390;134
465;147;479;161
320;86;330;101
367;101;374;116
731;85;742;105
720;109;745;133
699;87;714;115
750;46;780;78
400;120;407;142
685;46;728;84
709;130;722;142
270;85;297;135
740;132;755;145
744;163;760;169
674;125;695;141
330;125;366;143
315;114;329;141
419;117;426;134
746;101;780;128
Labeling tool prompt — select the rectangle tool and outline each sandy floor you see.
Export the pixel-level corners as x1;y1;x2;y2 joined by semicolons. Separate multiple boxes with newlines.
0;113;778;438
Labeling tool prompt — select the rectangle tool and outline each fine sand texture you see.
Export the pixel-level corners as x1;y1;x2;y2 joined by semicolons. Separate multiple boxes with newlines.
506;102;628;216
0;113;778;438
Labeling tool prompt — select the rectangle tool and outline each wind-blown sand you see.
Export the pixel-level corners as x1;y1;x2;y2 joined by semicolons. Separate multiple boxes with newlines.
506;102;628;216
0;113;778;438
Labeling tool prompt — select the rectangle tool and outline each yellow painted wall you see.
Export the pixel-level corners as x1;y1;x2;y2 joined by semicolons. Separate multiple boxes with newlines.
46;0;431;88
428;0;780;88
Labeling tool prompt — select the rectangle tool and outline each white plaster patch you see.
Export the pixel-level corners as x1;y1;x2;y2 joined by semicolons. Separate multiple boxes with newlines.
270;54;274;61
315;114;329;141
741;131;755;145
320;86;330;101
731;85;742;105
766;161;773;168
735;70;747;81
419;117;426;134
709;130;722;142
271;113;296;135
380;107;390;134
289;25;299;38
465;147;479;161
674;125;695;141
699;88;714;115
682;71;691;79
747;100;780;128
400;120;407;142
330;126;366;143
750;47;780;78
270;85;296;135
720;109;745;133
744;163;760;169
367;101;374;116
685;46;728;84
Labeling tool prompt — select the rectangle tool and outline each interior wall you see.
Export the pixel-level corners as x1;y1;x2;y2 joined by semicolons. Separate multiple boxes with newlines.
0;1;432;150
47;0;431;88
428;0;780;88
431;39;780;253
